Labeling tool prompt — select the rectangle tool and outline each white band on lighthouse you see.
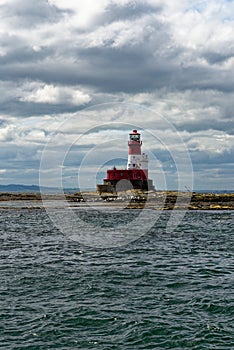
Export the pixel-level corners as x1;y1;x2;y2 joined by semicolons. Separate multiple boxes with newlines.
127;154;148;170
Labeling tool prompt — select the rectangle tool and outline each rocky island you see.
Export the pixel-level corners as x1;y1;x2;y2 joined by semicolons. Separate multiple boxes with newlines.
0;191;233;210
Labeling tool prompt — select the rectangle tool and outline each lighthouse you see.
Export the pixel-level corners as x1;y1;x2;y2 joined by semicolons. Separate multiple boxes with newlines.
127;129;148;174
97;130;155;193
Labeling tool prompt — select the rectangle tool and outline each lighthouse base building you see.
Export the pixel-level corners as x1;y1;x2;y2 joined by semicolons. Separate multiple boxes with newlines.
97;130;155;193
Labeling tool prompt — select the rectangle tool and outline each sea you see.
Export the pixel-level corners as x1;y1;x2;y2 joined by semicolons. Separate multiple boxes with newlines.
0;203;233;349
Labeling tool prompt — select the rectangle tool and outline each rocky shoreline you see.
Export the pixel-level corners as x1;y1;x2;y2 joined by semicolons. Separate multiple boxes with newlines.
0;191;233;210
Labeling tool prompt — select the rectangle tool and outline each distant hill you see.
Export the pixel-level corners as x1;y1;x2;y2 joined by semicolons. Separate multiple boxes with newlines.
0;184;80;194
0;184;41;192
194;189;234;194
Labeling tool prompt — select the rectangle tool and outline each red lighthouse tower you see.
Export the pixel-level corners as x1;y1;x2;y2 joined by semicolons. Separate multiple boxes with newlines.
97;130;155;193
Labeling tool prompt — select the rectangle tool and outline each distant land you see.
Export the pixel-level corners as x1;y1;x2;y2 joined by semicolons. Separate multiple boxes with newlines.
0;184;80;194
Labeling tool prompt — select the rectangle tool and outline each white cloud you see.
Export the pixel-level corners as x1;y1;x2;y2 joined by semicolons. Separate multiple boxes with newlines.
187;130;234;154
48;0;109;28
0;124;14;142
20;84;91;105
167;0;234;63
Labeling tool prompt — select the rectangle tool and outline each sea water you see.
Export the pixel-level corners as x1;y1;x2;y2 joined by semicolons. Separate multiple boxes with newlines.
0;206;233;349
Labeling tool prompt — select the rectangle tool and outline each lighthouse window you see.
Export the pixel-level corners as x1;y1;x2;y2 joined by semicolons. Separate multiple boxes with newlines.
133;163;135;167
121;172;123;176
130;134;140;141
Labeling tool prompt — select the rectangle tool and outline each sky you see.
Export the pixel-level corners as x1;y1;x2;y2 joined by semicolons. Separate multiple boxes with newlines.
0;0;233;191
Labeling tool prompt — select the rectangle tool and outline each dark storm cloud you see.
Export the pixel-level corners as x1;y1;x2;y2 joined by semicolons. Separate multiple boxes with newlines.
0;46;54;65
99;1;162;24
203;51;234;65
1;47;232;100
0;0;68;28
175;119;234;135
0;100;88;117
74;46;176;93
191;148;234;166
0;48;233;97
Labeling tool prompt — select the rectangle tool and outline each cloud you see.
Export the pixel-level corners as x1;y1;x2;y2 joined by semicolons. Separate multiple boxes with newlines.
20;83;91;105
0;0;233;189
0;0;65;29
48;0;109;29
